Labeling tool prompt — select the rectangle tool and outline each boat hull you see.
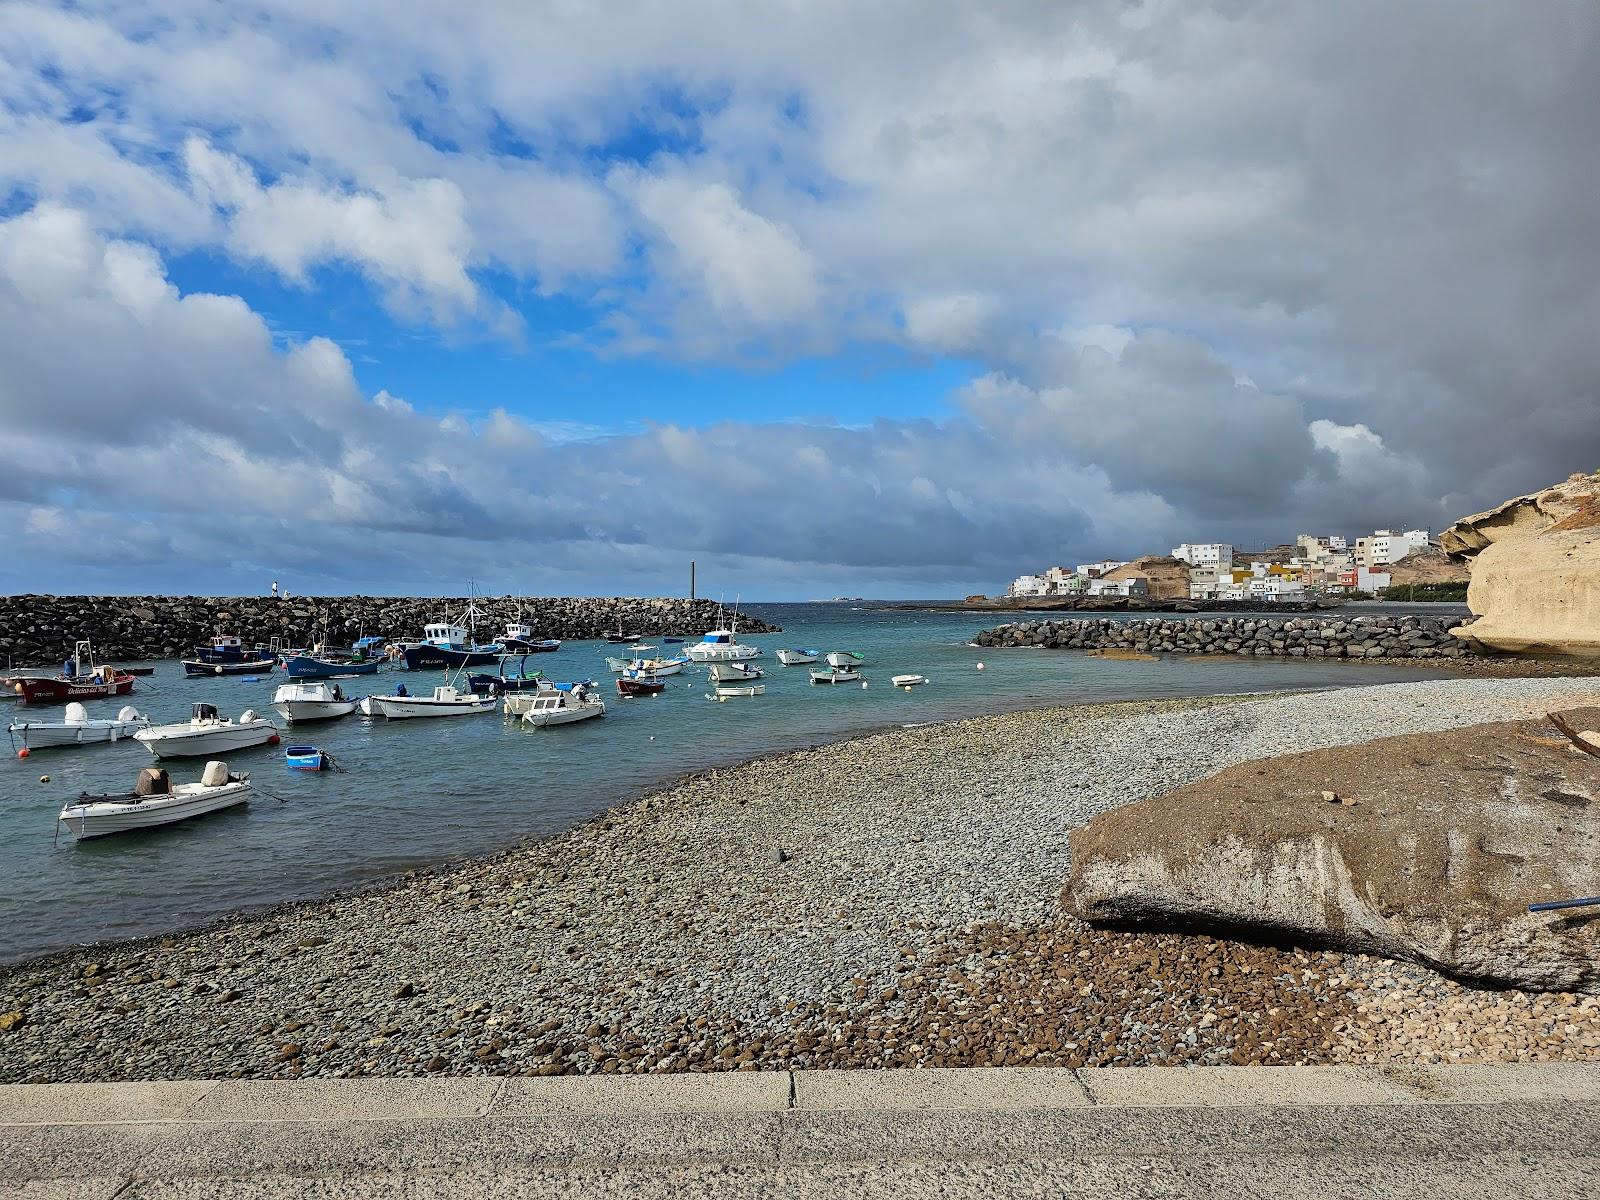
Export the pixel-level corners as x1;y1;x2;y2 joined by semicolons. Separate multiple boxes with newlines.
59;781;252;839
810;668;861;685
8;718;148;748
284;656;380;679
502;638;561;653
182;659;276;677
616;678;666;696
134;723;279;758
401;645;503;670
270;699;357;724
825;652;866;668
521;704;604;726
711;684;764;697
685;644;761;662
370;695;497;719
15;675;136;703
776;649;819;665
891;674;928;687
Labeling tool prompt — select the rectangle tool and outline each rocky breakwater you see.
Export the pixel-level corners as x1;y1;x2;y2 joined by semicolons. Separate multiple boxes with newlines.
0;595;779;665
973;613;1473;660
1065;709;1600;993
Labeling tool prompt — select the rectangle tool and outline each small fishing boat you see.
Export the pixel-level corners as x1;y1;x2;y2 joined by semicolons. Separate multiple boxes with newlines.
58;761;252;840
810;665;862;685
14;642;136;703
631;655;688;676
684;621;761;662
708;661;764;683
356;695;382;716
369;683;497;719
189;634;274;665
271;681;357;724
115;666;158;677
134;704;280;758
284;745;332;771
500;618;560;653
662;637;684;644
709;683;764;698
9;703;149;751
520;683;606;727
891;674;928;688
283;654;379;680
182;657;276;677
776;648;820;665
616;676;667;697
826;650;866;668
349;635;387;661
467;653;549;695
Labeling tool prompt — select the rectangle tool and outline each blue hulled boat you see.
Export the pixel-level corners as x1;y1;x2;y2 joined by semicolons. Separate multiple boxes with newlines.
284;655;380;680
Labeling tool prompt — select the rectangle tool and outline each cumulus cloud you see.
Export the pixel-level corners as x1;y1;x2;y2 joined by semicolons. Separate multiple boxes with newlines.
1;2;1597;591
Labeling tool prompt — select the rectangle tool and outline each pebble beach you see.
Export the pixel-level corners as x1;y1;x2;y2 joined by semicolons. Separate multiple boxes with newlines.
5;675;1600;1083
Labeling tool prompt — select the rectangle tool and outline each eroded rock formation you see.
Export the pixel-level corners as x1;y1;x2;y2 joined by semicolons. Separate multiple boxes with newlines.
1444;472;1600;657
1064;710;1600;992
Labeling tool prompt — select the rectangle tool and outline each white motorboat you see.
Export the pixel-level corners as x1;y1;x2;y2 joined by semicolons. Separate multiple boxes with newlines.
708;661;764;683
890;674;928;688
134;704;280;759
520;685;606;727
271;681;357;724
635;655;688;676
810;666;862;685
369;684;497;720
776;648;820;665
9;702;149;750
710;683;764;698
604;656;632;673
684;610;761;662
58;761;251;839
357;695;381;716
826;650;866;668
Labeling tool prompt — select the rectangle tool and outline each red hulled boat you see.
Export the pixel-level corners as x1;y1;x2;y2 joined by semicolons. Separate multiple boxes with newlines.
12;640;137;704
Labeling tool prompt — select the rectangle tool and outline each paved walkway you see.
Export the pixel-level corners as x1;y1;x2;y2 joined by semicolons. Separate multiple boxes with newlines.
5;1064;1600;1197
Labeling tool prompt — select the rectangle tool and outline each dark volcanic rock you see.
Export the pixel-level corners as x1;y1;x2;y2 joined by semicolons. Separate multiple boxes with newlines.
0;595;780;665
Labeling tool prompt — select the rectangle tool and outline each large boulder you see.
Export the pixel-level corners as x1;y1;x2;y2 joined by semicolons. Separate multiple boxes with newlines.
1442;472;1600;656
1064;710;1600;992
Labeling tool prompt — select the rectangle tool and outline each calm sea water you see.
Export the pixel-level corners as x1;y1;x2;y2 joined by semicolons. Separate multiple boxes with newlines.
0;602;1467;962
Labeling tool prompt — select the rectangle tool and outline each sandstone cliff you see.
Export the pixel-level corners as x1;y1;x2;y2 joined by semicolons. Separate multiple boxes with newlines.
1443;472;1600;657
1098;555;1191;601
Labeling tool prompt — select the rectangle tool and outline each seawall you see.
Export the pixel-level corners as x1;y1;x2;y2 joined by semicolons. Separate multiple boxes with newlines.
973;613;1473;659
0;595;780;665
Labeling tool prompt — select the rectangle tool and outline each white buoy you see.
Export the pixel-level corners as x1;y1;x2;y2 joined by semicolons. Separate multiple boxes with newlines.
976;662;985;671
861;681;868;689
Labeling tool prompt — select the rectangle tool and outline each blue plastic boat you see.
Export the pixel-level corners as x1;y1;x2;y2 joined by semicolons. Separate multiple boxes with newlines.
284;745;328;771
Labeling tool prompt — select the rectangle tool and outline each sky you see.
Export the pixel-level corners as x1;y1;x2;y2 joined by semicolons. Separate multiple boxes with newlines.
1;1;1597;599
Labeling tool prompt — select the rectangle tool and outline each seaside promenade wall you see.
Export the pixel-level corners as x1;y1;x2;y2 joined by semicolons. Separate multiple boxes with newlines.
973;613;1473;659
0;595;779;665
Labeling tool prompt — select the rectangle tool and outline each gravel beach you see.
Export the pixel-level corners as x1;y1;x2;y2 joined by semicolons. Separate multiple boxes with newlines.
5;676;1600;1082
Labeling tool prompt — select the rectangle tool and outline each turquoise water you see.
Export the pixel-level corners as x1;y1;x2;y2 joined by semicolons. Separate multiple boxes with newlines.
0;603;1463;962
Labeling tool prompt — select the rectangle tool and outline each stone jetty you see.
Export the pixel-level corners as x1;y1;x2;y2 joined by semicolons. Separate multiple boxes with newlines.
974;613;1473;659
0;595;779;665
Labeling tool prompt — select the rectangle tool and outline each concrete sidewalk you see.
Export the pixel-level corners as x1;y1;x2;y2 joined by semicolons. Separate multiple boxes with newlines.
4;1064;1599;1197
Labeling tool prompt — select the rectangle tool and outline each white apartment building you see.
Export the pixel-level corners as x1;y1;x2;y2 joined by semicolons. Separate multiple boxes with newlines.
1086;576;1149;598
1247;576;1307;601
1008;574;1049;597
1355;528;1432;568
1171;543;1234;569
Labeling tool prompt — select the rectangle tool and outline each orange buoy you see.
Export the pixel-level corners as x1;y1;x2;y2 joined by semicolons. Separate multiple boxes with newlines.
17;747;29;759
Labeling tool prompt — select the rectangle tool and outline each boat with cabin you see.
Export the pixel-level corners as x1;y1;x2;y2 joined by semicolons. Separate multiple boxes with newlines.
519;683;606;727
400;605;504;670
369;682;497;719
9;703;149;750
189;634;275;665
134;704;280;758
271;681;357;724
684;628;761;663
58;761;252;840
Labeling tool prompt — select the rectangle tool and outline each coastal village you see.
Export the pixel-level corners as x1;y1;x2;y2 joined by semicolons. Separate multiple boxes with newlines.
1006;527;1458;603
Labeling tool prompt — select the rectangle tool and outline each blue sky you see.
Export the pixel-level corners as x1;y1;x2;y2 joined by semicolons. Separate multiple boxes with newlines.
1;2;1595;598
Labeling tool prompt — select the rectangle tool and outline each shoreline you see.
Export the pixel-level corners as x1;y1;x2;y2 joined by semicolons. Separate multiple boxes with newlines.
6;675;1600;1082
